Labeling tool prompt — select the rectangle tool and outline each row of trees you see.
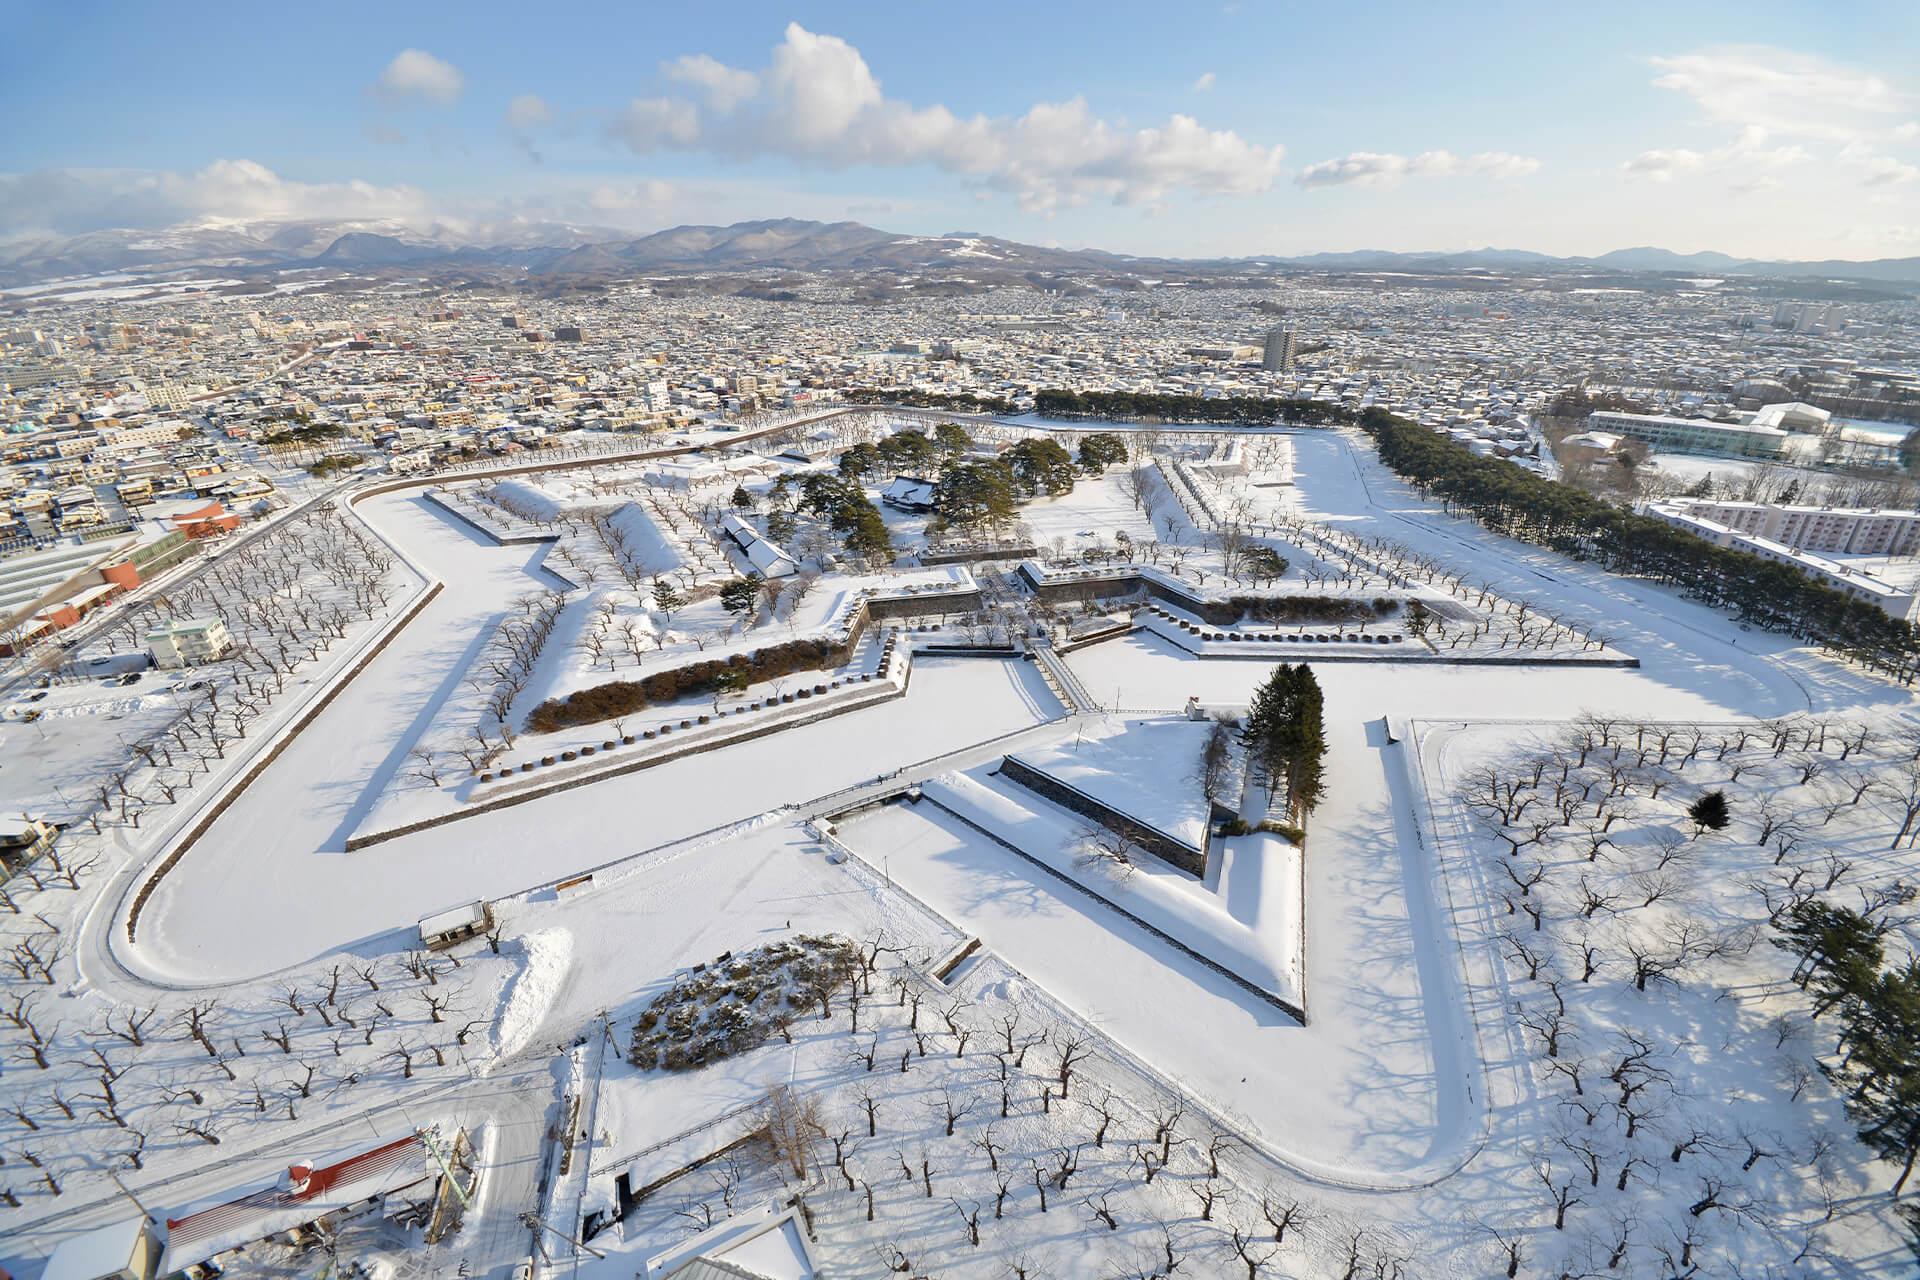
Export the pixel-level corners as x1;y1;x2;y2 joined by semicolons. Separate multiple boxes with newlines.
837;422;975;481
636;930;1412;1279
525;634;854;732
1354;408;1920;679
842;388;1017;414
1776;899;1920;1196
1463;715;1880;1270
0;925;495;1210
1034;390;1351;427
1030;389;1919;675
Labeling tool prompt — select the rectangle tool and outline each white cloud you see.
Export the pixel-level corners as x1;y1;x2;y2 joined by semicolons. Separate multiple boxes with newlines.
1635;50;1920;194
581;178;680;217
1621;148;1706;182
0;162;937;243
608;97;703;151
1623;126;1815;189
0;160;431;237
506;94;552;131
761;23;885;146
665;53;760;114
605;24;1284;210
1849;150;1920;187
1294;149;1540;188
1648;46;1909;143
376;49;465;106
1463;151;1543;180
1193;72;1216;92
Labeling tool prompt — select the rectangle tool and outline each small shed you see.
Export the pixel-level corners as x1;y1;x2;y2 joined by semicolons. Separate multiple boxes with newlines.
41;1218;163;1280
417;901;491;951
880;475;936;512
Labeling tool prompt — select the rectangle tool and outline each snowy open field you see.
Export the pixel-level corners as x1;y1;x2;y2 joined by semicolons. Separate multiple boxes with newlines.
6;421;1919;1279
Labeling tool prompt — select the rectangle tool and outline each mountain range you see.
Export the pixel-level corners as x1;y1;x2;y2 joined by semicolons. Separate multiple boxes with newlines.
3;217;1919;289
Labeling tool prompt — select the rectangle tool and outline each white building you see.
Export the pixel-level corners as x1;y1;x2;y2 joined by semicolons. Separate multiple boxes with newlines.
1561;430;1623;462
146;617;233;668
1747;401;1833;436
39;1217;163;1280
97;421;188;454
1646;498;1920;557
1643;501;1919;619
719;513;799;578
879;475;937;511
1587;410;1788;459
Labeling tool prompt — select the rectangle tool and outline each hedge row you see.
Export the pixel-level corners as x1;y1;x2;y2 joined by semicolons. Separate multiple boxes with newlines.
525;635;853;733
1196;594;1395;627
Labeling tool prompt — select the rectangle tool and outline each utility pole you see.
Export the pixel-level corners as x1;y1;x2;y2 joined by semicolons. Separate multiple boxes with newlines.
418;1125;473;1210
521;1212;606;1260
107;1171;153;1223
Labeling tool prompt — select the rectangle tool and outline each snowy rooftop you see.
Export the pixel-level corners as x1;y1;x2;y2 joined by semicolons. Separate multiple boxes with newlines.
418;900;487;936
39;1218;151;1280
160;1132;431;1270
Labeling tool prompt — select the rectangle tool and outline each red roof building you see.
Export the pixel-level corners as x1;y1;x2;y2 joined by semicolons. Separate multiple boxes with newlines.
170;502;241;539
161;1133;432;1270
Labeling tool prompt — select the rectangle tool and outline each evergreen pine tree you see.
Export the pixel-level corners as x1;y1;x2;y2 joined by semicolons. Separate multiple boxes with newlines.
1285;665;1327;818
1239;664;1295;798
1832;961;1920;1196
1687;789;1731;832
1240;663;1326;821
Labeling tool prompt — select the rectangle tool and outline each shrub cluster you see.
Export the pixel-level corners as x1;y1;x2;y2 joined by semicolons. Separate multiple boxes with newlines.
1190;595;1391;627
628;935;860;1072
526;635;851;732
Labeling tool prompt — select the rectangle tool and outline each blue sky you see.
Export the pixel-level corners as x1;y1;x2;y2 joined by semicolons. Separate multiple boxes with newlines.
3;0;1918;258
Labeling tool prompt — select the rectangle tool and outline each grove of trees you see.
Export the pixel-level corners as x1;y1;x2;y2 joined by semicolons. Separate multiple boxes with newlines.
1240;664;1327;825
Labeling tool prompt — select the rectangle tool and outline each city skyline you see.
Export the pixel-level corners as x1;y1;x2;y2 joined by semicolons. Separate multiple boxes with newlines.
5;0;1920;261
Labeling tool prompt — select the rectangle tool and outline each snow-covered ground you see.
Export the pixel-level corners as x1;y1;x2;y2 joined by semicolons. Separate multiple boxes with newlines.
1416;713;1918;1267
0;680;187;824
8;422;1920;1279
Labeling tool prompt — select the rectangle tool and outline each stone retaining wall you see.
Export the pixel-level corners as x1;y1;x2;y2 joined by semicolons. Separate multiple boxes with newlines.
915;794;1302;1023
918;545;1039;567
867;587;984;619
997;754;1208;877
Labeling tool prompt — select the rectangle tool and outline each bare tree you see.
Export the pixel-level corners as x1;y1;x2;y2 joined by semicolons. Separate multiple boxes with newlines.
1051;1029;1094;1099
1075;824;1139;879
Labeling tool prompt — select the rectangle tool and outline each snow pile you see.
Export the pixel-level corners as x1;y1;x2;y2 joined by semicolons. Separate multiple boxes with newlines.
492;928;573;1062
